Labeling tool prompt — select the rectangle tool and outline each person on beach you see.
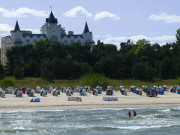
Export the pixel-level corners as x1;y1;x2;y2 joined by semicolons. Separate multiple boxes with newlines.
133;110;136;116
128;111;131;117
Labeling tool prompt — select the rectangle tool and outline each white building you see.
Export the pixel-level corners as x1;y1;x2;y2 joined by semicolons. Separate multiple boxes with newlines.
1;11;93;65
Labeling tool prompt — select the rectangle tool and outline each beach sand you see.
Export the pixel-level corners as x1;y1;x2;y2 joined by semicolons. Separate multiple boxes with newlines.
0;91;180;111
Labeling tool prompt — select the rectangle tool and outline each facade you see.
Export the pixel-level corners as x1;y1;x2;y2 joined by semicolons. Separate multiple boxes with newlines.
1;11;93;65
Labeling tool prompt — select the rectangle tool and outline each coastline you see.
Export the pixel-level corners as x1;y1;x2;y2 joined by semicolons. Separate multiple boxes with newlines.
0;91;180;111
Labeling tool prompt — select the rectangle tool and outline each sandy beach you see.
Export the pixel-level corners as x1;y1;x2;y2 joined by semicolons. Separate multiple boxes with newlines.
0;91;180;111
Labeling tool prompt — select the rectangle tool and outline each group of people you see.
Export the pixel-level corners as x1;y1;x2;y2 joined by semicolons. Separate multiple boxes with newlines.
128;110;136;117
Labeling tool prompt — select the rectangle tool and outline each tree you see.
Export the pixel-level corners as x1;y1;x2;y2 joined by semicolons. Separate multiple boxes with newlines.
136;39;150;45
13;66;24;79
132;62;153;80
24;59;40;77
176;28;180;44
41;67;53;82
0;63;4;79
4;35;180;80
34;39;50;62
160;58;175;79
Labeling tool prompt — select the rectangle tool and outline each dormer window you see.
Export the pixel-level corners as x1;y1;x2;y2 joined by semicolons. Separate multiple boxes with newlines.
50;36;58;44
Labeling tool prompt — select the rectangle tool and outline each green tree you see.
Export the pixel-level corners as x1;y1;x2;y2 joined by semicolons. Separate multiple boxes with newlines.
24;59;40;77
41;67;53;82
132;62;153;80
160;58;175;79
13;66;24;79
0;63;4;79
176;28;180;44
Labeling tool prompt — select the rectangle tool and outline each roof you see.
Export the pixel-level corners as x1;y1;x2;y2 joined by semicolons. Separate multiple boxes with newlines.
83;22;90;33
61;34;83;39
22;33;47;38
46;11;58;23
14;21;20;32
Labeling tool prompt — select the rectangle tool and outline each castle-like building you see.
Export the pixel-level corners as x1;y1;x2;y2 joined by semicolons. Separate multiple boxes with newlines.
1;11;93;65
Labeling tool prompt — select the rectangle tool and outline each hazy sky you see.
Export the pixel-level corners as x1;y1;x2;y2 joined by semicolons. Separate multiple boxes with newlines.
0;0;180;48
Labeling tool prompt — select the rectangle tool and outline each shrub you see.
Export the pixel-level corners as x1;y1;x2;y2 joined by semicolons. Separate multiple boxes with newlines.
79;73;112;89
0;77;15;88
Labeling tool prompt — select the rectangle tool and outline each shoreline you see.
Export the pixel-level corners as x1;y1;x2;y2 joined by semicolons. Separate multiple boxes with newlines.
0;104;180;112
0;90;180;111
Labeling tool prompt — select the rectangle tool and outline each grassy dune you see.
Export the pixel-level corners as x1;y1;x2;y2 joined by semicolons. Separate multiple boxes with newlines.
13;77;180;89
14;77;78;89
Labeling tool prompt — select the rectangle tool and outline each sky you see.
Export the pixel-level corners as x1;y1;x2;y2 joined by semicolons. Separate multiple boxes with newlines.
0;0;180;48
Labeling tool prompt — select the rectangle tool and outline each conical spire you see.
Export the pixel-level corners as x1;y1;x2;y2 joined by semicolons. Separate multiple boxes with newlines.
14;20;20;32
46;11;58;23
83;22;90;33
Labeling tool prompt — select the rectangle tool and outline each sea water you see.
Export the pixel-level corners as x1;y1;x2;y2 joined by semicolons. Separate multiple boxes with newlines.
0;107;180;135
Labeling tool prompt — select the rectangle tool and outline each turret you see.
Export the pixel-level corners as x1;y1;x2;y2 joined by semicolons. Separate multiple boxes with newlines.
46;11;58;24
83;22;93;45
83;22;90;33
11;20;22;45
14;20;20;32
41;11;62;43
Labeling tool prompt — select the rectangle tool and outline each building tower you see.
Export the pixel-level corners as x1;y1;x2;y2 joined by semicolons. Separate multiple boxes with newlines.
41;11;64;44
82;22;93;45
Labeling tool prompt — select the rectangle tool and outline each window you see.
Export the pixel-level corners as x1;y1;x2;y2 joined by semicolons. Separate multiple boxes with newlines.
50;36;58;44
26;39;29;43
71;40;74;43
64;40;67;45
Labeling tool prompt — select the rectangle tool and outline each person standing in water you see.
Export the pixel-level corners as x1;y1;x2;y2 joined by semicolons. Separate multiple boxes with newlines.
133;110;137;116
128;111;131;117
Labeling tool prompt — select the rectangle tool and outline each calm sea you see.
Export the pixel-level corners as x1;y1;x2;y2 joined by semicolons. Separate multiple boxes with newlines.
0;107;180;135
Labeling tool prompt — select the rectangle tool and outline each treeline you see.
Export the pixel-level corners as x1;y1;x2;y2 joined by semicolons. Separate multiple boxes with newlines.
1;38;180;80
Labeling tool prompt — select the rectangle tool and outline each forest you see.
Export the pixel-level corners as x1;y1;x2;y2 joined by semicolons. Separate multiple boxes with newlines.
1;36;180;81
